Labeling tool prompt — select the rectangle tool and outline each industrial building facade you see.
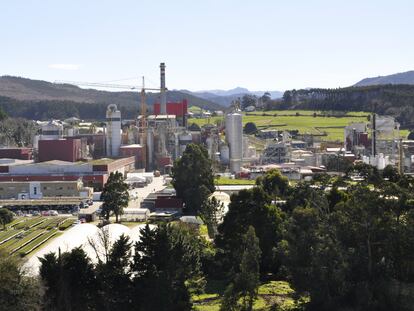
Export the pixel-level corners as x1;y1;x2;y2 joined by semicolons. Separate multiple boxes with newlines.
0;179;92;200
0;157;135;191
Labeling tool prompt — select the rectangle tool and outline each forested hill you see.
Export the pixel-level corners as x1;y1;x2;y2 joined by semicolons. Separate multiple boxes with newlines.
0;76;223;120
354;70;414;86
275;84;414;127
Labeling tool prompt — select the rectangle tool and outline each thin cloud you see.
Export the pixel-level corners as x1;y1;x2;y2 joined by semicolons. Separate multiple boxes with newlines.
48;64;80;70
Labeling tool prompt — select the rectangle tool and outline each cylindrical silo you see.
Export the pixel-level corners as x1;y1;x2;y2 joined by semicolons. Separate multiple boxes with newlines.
225;112;243;172
40;121;63;140
206;136;214;158
106;104;121;157
219;144;230;164
147;128;154;170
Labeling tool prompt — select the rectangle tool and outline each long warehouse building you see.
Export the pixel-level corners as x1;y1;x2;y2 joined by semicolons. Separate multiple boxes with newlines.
0;157;135;191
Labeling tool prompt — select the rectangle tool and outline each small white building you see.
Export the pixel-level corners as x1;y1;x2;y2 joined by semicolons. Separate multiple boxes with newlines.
120;208;150;222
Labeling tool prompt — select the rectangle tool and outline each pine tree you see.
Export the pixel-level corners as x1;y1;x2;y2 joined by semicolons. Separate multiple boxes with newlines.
100;171;129;223
171;144;215;215
220;226;262;311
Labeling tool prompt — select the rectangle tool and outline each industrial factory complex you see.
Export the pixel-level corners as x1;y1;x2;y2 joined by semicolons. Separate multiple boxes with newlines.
0;62;412;215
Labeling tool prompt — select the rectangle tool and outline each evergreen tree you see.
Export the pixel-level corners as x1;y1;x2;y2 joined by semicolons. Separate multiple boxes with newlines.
40;247;97;311
215;187;284;274
0;251;40;311
132;224;203;311
95;234;133;311
256;169;289;198
200;196;224;238
171;144;215;215
234;226;262;310
0;208;13;229
243;122;258;135
220;226;262;311
100;171;129;223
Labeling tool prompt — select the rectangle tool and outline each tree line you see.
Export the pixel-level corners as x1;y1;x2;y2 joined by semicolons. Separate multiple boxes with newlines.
1;145;414;310
264;84;414;128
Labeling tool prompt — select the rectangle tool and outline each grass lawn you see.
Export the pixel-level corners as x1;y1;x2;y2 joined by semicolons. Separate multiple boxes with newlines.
17;229;58;256
215;177;256;185
0;216;74;256
188;110;409;142
0;229;24;244
192;279;308;311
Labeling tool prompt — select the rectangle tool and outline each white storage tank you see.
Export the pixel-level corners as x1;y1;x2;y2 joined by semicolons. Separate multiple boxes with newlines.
146;128;154;170
225;112;243;172
106;104;122;157
220;144;230;164
178;132;192;156
179;133;192;145
206;136;214;158
40;120;63;140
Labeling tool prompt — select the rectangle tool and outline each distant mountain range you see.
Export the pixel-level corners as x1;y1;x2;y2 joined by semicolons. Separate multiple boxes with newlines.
354;70;414;86
0;76;223;120
180;87;283;107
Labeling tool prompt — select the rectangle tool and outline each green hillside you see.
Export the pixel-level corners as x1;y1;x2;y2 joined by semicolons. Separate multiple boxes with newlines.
189;110;410;142
0;76;223;120
272;85;414;128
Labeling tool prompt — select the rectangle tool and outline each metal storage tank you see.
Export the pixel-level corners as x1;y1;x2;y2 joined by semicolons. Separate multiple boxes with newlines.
106;104;122;157
178;132;192;156
219;144;230;164
225;112;243;172
147;128;154;170
40;121;63;140
206;136;214;158
242;135;250;158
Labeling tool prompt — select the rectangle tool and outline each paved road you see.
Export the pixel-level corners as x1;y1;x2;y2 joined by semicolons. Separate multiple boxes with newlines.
128;176;167;208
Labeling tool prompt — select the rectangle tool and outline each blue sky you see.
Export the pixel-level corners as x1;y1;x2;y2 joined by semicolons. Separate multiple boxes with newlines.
1;0;413;91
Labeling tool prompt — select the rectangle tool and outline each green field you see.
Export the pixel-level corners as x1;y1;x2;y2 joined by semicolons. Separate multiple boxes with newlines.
0;216;75;257
215;177;256;185
188;110;409;142
192;280;308;310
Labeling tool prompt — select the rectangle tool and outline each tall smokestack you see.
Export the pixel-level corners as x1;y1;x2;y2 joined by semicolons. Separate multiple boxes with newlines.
160;62;167;115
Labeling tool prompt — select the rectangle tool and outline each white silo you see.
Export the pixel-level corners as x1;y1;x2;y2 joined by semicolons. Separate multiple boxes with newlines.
225;112;243;173
106;104;122;157
146;128;154;170
179;132;192;156
40;120;63;140
219;144;230;164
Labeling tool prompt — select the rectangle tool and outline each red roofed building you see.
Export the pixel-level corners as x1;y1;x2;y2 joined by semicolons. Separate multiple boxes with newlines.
154;197;183;212
0;148;33;160
38;139;82;162
153;100;188;126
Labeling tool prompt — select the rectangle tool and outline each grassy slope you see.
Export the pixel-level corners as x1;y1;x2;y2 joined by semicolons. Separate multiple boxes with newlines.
215;177;256;185
0;216;74;256
189;110;409;142
193;280;308;311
